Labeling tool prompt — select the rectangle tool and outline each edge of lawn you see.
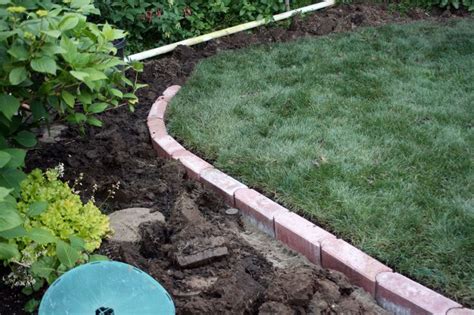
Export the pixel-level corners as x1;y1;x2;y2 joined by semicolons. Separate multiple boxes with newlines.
146;85;472;314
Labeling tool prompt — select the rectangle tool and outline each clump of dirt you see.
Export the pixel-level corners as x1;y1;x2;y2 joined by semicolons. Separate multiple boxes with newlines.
100;164;389;314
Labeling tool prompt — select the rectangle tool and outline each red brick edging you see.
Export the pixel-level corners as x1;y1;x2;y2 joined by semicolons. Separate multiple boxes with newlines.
147;85;471;315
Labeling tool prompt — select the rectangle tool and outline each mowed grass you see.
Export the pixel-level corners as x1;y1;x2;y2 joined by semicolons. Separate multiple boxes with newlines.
167;19;474;305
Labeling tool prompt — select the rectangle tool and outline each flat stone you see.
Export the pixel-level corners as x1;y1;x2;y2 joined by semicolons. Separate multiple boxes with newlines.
108;208;165;243
39;124;68;143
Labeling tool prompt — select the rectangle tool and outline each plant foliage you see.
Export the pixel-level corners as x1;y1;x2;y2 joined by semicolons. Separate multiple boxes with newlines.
94;0;289;51
1;168;110;292
0;0;140;300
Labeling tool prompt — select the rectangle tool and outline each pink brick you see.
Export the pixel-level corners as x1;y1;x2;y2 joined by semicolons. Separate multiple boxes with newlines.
376;272;461;315
235;189;288;237
321;238;391;296
162;85;181;101
148;98;168;120
151;135;185;159
147;118;167;138
172;150;213;180
199;168;247;206
274;211;335;265
448;308;474;315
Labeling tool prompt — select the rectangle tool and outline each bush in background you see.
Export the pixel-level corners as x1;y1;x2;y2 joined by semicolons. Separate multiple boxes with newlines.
94;0;294;51
95;0;472;53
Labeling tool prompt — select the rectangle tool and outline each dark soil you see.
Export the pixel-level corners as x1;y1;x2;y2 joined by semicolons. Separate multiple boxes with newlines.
1;3;469;314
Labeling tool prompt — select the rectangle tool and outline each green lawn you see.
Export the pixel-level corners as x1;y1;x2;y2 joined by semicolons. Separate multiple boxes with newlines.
167;19;474;305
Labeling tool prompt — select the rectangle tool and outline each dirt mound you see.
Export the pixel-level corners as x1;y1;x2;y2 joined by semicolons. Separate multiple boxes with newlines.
101;169;388;314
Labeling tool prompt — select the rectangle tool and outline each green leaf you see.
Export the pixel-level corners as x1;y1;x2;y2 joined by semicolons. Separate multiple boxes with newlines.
33;278;44;291
0;187;12;200
0;203;23;231
2;148;26;168
69;235;85;250
31;256;56;278
24;298;39;313
102;23;125;41
42;30;61;38
83;68;107;81
31;56;57;75
59;15;79;31
86;117;102;127
26;227;56;244
61;91;75;108
0;94;20;120
27;201;48;217
67;113;87;124
0;225;27;239
56;240;80;268
0;168;26;195
109;88;123;98
0;151;11;168
89;254;108;262
7;45;29;61
0;31;16;42
88;103;108;114
13;130;37;148
70;71;89;81
22;287;33;296
0;242;19;260
71;0;91;8
30;100;47;122
9;67;28;85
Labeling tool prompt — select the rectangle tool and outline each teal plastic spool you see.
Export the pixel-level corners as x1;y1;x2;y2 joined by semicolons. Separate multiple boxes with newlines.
39;261;175;315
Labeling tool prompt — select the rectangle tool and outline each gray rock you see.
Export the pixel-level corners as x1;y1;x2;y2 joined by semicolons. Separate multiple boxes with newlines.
39;124;68;143
108;208;165;243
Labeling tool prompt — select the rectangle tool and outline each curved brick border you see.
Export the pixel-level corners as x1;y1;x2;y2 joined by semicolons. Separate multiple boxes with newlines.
148;85;470;315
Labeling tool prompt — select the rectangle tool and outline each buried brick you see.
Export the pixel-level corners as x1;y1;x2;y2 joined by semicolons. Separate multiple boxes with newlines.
175;236;229;268
274;211;335;265
234;188;288;237
200;168;247;206
376;272;461;315
321;238;392;296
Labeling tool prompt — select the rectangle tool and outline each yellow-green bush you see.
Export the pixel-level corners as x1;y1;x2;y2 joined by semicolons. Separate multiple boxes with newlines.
17;169;110;252
0;167;110;293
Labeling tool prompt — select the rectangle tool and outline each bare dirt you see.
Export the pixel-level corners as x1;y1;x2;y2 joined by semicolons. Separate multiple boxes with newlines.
100;175;389;314
1;3;469;314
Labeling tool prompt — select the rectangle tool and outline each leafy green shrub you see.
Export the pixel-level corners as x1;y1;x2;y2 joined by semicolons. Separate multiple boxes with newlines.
0;0;141;230
94;0;288;51
412;0;473;10
0;0;140;304
1;167;110;292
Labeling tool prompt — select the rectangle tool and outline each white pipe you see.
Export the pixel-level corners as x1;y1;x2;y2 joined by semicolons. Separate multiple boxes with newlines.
126;0;335;62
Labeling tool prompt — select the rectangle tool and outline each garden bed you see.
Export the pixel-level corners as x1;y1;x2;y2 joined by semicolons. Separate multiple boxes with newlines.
0;3;469;314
